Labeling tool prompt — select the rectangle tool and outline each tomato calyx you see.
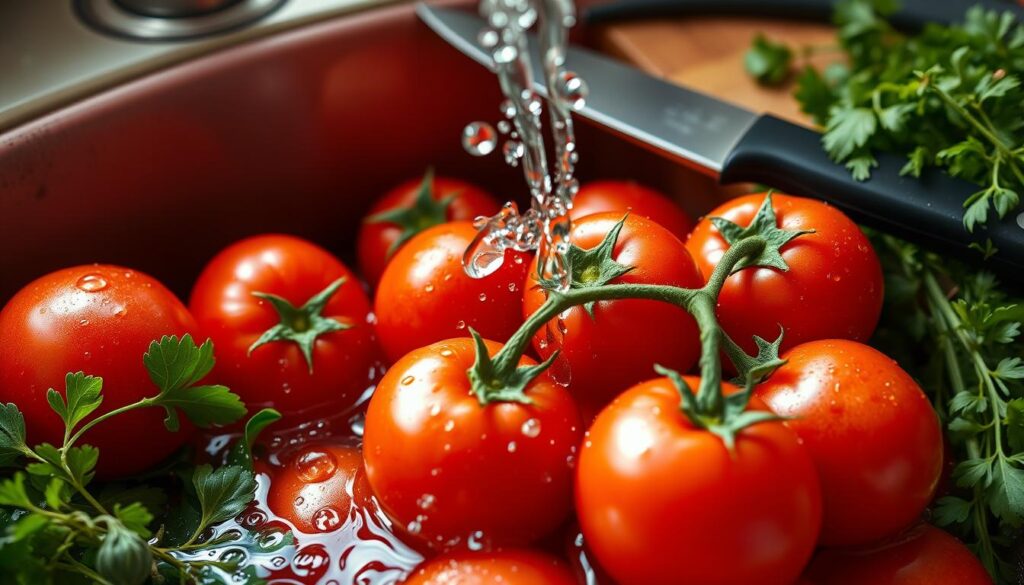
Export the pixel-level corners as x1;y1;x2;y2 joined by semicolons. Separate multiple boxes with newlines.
248;277;352;373
655;363;783;451
723;327;788;386
709;192;814;273
366;168;457;257
541;215;635;317
466;329;558;405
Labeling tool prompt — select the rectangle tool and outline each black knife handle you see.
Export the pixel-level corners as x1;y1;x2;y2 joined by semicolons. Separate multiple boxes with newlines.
584;0;1024;31
720;114;1024;277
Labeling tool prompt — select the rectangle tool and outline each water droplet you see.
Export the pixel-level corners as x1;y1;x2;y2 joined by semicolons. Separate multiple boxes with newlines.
478;27;499;48
462;122;497;156
493;45;519;64
312;506;342;532
497;120;511;134
507;441;517;453
79;319;89;327
478;293;487;302
429;404;442;416
500;99;516;118
417;494;436;510
507;282;517;292
467;530;486;551
75;273;108;292
295;449;337;483
558;70;589;110
503;140;524;166
407;515;426;534
521;418;541;438
83;351;91;360
440;348;454;358
456;320;466;330
401;375;415;385
112;306;126;317
444;420;455;432
294;496;305;506
425;283;435;293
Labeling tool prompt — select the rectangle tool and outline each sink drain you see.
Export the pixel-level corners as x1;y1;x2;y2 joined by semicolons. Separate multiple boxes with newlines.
75;0;287;41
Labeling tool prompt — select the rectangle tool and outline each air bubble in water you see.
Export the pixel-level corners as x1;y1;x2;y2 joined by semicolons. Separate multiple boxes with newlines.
462;122;497;156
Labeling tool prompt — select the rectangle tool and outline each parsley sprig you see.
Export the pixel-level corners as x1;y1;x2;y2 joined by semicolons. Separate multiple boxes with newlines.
0;335;282;585
759;0;1024;231
873;234;1024;582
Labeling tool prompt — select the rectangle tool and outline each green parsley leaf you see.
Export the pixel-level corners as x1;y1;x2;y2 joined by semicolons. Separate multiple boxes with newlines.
45;372;103;433
143;335;246;431
227;408;282;472
0;403;29;467
191;464;257;534
745;34;793;86
0;473;33;508
822;106;877;162
114;502;154;539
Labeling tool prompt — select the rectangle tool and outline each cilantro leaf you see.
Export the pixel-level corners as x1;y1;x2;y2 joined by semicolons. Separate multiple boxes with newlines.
745;34;793;86
822;106;877;162
45;372;103;433
143;335;246;431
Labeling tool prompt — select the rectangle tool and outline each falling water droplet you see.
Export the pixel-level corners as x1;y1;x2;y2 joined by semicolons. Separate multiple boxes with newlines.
557;70;589;110
478;27;499;48
503;140;525;166
462;122;498;156
500;99;516;119
76;273;108;292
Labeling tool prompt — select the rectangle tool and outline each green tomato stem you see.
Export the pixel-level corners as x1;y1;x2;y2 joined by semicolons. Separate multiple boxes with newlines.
487;237;767;405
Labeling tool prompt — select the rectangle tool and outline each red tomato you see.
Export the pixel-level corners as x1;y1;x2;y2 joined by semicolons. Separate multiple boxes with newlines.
686;193;883;355
403;549;577;585
755;339;943;547
190;235;380;420
577;375;822;585
803;524;992;585
522;213;703;421
374;222;528;364
0;265;197;477
266;441;371;534
571;180;693;240
358;173;499;286
363;337;582;552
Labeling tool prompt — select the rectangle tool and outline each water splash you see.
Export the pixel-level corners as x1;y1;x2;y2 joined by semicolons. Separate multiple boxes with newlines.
460;0;585;291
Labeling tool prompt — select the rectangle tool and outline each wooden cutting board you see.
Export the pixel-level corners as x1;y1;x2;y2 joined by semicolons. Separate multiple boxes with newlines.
592;16;839;129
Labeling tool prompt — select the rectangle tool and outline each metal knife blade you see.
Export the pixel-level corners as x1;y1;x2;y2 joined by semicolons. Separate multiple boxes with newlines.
416;3;758;174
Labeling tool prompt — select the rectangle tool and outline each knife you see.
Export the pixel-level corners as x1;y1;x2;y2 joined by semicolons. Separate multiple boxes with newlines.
583;0;1024;33
417;3;1024;277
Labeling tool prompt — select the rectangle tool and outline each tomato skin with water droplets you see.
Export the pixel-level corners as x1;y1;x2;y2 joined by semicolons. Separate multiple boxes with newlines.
577;375;822;585
570;180;693;241
802;524;992;585
686;193;884;355
266;442;372;534
190;235;380;420
755;340;943;547
0;265;197;478
404;549;577;585
363;337;582;552
358;175;500;287
374;222;529;364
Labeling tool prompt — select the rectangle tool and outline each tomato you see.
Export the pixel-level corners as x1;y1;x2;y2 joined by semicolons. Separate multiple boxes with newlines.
190;235;380;420
0;265;197;477
522;213;703;421
266;441;371;534
685;193;883;355
363;337;582;551
374;222;528;363
403;549;577;585
755;339;943;547
358;172;499;286
802;524;992;585
576;375;821;585
571;180;693;240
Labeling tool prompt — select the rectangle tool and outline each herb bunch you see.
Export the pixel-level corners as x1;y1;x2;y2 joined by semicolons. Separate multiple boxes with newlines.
0;334;284;585
871;235;1024;582
747;0;1024;231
